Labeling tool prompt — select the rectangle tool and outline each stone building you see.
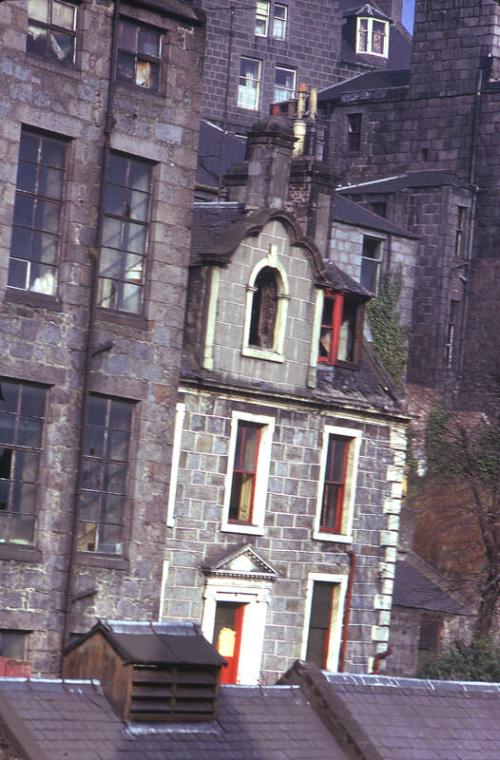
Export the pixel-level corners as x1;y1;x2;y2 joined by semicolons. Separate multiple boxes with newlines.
195;0;411;134
161;120;408;683
0;0;204;673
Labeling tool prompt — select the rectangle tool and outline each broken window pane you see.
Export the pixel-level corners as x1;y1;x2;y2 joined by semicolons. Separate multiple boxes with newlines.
116;19;162;91
27;0;76;65
28;0;49;24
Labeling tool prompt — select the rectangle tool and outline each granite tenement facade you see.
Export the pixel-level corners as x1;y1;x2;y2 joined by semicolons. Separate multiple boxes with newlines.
0;0;204;673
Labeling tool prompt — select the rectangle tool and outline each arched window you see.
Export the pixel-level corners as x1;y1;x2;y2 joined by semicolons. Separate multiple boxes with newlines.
249;267;279;349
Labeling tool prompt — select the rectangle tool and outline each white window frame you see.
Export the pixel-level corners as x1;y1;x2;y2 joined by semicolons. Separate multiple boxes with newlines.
356;17;389;58
274;65;296;103
360;235;384;294
312;425;362;543
301;572;348;672
238;57;262;111
201;576;271;684
242;245;290;363
166;402;186;527
272;3;288;40
255;1;270;37
222;410;275;536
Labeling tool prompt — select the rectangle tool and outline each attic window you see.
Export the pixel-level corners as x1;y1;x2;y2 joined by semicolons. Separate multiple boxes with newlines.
356;17;389;57
249;267;278;348
318;292;363;367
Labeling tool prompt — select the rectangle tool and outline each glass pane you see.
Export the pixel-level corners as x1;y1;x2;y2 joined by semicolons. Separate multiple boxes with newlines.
20;385;45;418
321;484;340;529
13;195;34;227
338;302;357;362
102;494;124;524
0;414;15;445
27;25;48;56
319;327;332;359
124;253;143;284
17;161;36;193
0;449;13;480
33;231;58;264
11;227;33;261
322;296;334;327
14;451;40;484
275;68;294;88
123;222;146;253
83;426;105;458
109;401;132;431
237;425;259;471
102;218;123;249
0;383;19;412
97;523;123;554
116;51;135;82
79;492;101;522
77;521;97;552
39;165;64;199
48;30;73;62
81;459;102;491
9;514;36;545
12;482;37;514
117;19;137;51
28;0;49;23
41;138;66;169
129;189;149;221
17;417;43;448
360;258;378;291
99;248;123;279
108;430;129;461
8;259;29;290
87;396;107;426
107;154;127;186
310;583;333;627
20;132;39;163
136;60;154;89
326;438;347;482
52;1;75;30
0;480;9;510
119;283;141;313
97;278;116;309
129;161;151;192
104;184;126;216
104;463;127;494
138;26;160;57
30;263;57;295
34;199;60;233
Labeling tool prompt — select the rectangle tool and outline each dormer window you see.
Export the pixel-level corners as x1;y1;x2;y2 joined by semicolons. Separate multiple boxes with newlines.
356;17;389;57
318;291;363;367
243;250;289;362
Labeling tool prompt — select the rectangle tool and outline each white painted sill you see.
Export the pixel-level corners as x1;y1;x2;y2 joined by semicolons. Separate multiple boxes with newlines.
312;531;353;544
221;523;266;537
241;347;284;363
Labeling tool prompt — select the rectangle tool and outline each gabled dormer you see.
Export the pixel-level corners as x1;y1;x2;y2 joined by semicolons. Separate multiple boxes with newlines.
342;3;392;62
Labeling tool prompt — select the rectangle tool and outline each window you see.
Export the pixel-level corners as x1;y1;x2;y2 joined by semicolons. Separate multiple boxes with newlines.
445;300;459;369
116;18;162;90
274;66;296;103
272;4;287;39
360;237;382;293
301;574;347;672
77;395;133;555
213;602;245;684
347;113;362;152
313;425;361;542
223;412;274;535
318;292;363;366
0;630;28;660
356;17;389;57
417;614;442;669
9;128;67;296
249;267;278;348
255;1;270;36
238;58;261;110
370;201;387;218
27;0;76;66
97;152;152;314
455;206;466;257
0;380;47;546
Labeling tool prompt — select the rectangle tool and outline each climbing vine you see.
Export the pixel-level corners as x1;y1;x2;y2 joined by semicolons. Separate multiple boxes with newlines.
367;270;408;384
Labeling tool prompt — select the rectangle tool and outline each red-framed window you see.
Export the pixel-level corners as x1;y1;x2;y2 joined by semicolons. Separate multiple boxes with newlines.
228;421;262;524
320;436;350;533
305;582;335;668
318;291;361;366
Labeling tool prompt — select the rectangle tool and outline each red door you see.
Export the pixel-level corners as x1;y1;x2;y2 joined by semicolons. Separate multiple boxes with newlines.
213;602;245;684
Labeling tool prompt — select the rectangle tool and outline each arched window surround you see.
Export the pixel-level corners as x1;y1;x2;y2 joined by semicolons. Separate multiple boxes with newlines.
242;243;290;363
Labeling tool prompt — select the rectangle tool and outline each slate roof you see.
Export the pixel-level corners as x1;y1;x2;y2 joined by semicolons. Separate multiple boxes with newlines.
281;662;500;760
393;559;464;615
0;678;349;760
339;169;464;194
333;193;417;238
196;120;247;189
64;620;226;667
318;68;410;102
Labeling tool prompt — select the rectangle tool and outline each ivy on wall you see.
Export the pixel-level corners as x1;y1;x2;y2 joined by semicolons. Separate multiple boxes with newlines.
367;270;408;384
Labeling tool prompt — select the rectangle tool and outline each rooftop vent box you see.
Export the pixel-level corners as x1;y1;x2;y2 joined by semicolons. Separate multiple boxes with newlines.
62;620;226;723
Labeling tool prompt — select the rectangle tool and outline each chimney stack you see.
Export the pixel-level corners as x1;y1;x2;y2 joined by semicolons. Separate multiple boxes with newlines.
244;118;295;210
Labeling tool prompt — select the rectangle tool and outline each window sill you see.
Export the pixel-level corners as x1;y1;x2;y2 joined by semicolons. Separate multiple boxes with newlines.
25;53;81;79
96;308;149;330
5;288;63;311
0;544;43;563
312;531;353;544
221;524;265;537
242;347;284;363
76;552;129;570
